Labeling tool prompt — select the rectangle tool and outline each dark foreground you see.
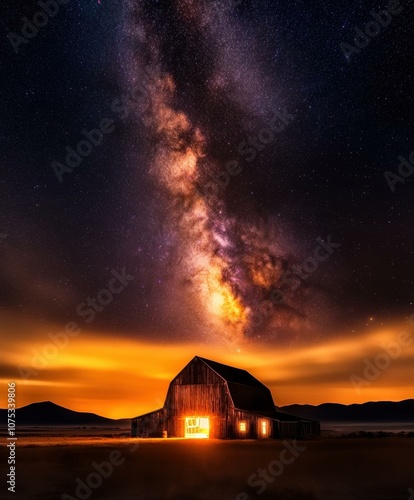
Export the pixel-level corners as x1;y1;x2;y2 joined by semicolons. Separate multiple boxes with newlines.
0;437;413;500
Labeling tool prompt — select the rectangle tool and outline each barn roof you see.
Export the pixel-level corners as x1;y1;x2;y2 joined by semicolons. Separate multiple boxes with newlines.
197;357;268;388
197;356;278;418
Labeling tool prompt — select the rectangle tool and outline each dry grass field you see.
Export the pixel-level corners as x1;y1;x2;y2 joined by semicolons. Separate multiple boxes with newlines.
1;437;413;500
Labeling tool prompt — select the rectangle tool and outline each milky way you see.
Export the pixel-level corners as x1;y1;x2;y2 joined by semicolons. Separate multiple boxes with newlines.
2;0;413;350
121;0;326;345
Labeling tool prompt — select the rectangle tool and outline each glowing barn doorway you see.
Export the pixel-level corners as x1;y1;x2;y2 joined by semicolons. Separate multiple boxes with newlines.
185;417;210;438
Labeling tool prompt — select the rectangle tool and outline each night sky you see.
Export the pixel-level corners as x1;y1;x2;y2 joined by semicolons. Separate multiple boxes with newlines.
1;0;414;415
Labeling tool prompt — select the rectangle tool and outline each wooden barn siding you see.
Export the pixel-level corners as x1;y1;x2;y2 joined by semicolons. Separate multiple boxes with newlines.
165;384;230;438
164;358;232;438
274;421;298;439
132;409;166;437
274;420;320;439
166;383;229;416
230;409;272;439
132;412;320;439
171;357;224;386
304;420;320;437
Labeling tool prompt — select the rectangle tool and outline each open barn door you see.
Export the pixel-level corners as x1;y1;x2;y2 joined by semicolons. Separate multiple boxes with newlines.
185;417;210;438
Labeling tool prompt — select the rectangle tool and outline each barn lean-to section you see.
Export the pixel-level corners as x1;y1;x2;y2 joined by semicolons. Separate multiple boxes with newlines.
131;356;320;439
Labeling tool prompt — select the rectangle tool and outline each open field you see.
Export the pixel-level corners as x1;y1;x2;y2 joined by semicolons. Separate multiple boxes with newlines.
1;437;413;500
321;423;414;435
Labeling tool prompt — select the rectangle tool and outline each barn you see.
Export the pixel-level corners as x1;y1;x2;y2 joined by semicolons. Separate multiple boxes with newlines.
131;355;320;439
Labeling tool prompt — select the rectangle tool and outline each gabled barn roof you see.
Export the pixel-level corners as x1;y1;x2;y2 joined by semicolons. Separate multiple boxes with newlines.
197;357;268;388
197;356;278;418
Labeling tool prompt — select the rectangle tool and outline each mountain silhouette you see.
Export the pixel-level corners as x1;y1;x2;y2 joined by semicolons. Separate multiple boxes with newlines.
280;399;414;422
0;401;128;427
2;399;413;427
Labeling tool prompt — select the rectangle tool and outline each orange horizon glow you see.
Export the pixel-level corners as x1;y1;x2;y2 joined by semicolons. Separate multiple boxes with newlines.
1;313;413;419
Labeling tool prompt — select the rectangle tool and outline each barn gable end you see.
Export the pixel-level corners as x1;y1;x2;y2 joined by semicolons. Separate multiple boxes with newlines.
131;355;320;439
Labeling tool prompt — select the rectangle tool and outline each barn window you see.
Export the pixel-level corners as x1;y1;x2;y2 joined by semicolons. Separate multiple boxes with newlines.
261;420;268;435
239;422;246;432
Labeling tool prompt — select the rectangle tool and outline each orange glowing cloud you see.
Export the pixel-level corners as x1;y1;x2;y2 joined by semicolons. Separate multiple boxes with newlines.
1;313;413;418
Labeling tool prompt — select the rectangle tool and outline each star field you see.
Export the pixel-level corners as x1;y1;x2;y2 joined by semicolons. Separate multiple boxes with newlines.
1;0;414;346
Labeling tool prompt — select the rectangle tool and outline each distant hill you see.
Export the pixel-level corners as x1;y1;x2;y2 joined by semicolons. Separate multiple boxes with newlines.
280;399;414;422
0;401;129;427
2;399;413;428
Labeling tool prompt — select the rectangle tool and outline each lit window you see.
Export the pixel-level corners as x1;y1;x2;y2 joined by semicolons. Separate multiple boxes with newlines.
239;422;246;432
261;421;267;435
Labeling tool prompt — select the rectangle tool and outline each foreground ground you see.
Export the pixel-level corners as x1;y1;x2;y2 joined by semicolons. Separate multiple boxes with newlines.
0;437;413;499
